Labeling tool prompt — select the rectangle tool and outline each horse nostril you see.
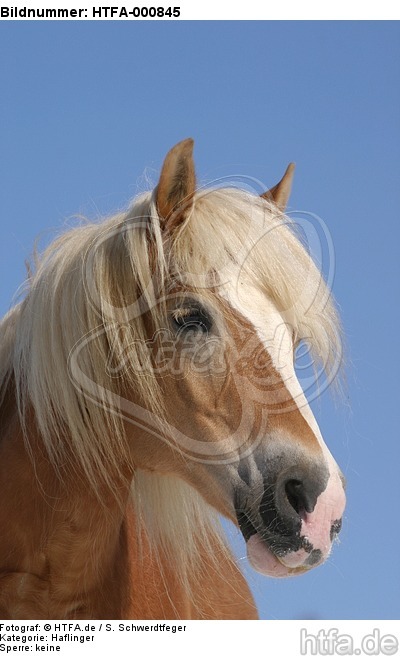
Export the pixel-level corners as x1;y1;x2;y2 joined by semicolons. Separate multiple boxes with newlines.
285;478;317;515
270;463;329;530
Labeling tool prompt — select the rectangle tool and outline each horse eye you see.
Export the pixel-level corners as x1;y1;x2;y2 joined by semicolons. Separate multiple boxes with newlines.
171;306;212;334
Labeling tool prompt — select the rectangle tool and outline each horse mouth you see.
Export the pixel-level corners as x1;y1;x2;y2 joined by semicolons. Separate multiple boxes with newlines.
236;509;326;578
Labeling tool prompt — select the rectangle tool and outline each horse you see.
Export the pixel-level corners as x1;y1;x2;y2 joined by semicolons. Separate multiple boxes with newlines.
0;139;346;619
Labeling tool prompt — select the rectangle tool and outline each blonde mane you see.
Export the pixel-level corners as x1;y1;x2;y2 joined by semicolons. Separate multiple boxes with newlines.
0;186;341;597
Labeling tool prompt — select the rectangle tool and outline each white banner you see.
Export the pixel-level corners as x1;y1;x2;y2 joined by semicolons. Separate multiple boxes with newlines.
0;621;398;656
0;1;398;20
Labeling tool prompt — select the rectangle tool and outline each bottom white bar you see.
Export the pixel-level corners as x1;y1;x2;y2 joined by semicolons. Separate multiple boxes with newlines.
0;621;398;656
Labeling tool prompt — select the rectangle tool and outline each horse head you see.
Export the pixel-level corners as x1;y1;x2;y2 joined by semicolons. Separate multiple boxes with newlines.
119;139;346;577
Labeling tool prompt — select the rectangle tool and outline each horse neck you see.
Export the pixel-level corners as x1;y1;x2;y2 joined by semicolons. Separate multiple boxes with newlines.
0;397;201;619
0;390;136;618
0;394;257;619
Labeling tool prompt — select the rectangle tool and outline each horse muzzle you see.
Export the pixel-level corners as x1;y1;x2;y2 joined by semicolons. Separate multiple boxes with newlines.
235;455;346;578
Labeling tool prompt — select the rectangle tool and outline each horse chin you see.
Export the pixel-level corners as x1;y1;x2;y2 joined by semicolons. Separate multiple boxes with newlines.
246;534;320;579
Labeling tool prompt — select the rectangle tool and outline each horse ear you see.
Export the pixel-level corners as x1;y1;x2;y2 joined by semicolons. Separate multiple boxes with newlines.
261;162;295;211
155;138;196;232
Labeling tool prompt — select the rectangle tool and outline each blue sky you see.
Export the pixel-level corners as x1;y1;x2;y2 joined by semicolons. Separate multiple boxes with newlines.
1;21;399;620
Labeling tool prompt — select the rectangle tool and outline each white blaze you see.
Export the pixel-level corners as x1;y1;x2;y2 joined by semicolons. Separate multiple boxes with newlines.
222;279;345;574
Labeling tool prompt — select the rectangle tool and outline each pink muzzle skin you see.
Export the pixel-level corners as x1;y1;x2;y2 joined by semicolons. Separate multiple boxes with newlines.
247;467;346;577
